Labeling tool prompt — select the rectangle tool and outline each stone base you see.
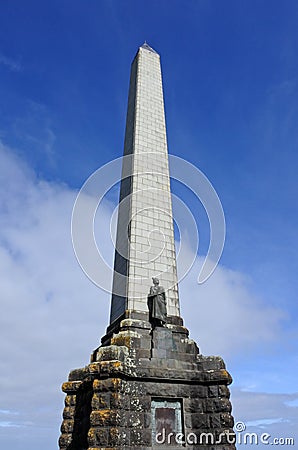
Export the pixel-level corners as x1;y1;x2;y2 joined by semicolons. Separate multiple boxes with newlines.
59;314;236;449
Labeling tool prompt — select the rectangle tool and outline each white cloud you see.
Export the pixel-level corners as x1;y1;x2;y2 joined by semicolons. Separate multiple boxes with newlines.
285;398;298;408
0;142;111;449
231;389;298;447
0;142;294;449
179;253;286;359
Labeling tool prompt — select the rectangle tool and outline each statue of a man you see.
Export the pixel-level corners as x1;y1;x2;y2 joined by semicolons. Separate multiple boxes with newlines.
147;277;167;327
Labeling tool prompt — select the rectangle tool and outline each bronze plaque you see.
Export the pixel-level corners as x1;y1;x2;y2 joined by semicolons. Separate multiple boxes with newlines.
152;399;183;446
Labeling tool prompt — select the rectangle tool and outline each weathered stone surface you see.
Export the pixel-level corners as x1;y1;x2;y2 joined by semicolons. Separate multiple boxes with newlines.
93;378;123;393
185;412;209;429
62;381;82;393
64;394;76;407
59;322;235;449
68;367;88;381
62;406;76;419
58;433;72;448
91;392;110;410
110;392;127;409
219;384;231;398
60;419;74;434
184;398;204;413
209;413;221;429
87;427;109;447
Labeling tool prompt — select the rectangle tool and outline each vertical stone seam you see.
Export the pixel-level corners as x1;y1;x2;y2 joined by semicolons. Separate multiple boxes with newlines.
125;52;140;305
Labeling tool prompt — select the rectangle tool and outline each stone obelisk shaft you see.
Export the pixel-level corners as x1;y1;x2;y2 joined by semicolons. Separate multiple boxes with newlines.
110;44;179;324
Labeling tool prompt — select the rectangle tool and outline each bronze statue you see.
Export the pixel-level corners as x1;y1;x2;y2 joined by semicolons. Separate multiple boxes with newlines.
147;277;167;327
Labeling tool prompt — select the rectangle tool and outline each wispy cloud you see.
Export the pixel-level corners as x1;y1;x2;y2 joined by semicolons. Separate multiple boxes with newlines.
0;141;112;448
285;398;298;408
0;142;296;449
246;417;288;428
0;421;29;428
232;389;298;444
0;54;21;72
13;101;56;163
0;410;19;415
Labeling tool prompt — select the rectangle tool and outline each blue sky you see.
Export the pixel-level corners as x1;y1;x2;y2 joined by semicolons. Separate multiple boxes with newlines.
0;1;298;448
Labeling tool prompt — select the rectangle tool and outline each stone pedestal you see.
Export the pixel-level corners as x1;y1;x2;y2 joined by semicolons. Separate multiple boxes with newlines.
59;312;236;449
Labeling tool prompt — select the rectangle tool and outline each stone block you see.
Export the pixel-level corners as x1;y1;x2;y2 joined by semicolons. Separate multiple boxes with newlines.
168;350;195;362
136;349;151;359
189;385;208;398
87;427;109;446
91;393;110;410
205;398;216;413
62;406;76;420
197;355;225;371
184;398;204;413
93;378;123;393
130;395;150;412
211;397;232;413
151;348;167;358
209;413;221;428
65;394;77;407
218;384;231;398
58;433;72;448
109;427;128;446
185;412;209;429
140;336;152;350
127;411;144;428
205;368;232;384
110;392;129;409
95;344;129;362
220;412;234;428
96;409;125;427
60;419;74;434
130;428;151;446
68;368;88;381
62;381;82;393
208;385;219;397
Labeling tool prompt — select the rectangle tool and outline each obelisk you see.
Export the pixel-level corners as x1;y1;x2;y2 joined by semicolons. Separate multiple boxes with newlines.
59;43;236;450
110;42;179;326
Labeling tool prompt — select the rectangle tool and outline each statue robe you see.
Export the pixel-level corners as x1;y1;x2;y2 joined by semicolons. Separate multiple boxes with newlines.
147;285;167;324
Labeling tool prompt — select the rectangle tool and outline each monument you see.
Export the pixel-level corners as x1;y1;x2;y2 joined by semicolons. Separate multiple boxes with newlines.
59;43;236;449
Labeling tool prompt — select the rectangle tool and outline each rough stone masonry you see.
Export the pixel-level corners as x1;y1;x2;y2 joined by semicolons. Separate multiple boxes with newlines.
59;43;236;450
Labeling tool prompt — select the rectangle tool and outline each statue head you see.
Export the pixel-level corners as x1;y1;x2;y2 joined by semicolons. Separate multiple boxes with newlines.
152;277;159;286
